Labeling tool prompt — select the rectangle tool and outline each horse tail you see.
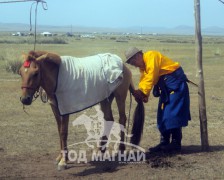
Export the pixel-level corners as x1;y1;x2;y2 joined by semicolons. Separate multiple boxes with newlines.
128;85;145;146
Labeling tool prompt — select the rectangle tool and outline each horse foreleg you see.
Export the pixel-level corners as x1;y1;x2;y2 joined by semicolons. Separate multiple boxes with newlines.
50;105;63;163
57;115;69;170
50;104;69;170
118;109;127;151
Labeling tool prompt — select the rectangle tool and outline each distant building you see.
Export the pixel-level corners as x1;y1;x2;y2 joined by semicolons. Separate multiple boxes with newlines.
66;32;73;37
81;34;95;39
12;32;25;36
41;32;52;37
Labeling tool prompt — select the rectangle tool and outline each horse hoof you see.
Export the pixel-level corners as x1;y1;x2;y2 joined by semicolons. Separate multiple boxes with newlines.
57;164;67;171
55;160;60;165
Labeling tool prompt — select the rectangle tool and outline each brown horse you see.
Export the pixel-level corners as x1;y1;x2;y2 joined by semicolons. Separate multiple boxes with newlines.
19;50;144;170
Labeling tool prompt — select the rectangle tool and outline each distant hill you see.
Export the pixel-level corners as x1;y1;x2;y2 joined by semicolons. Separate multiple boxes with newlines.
125;25;224;35
0;22;224;35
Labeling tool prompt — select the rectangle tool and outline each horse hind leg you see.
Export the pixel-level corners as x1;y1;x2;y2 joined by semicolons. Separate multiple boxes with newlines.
115;96;127;152
113;66;131;152
99;95;114;153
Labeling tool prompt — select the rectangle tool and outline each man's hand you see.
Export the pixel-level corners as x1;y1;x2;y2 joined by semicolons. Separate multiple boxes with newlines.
133;89;148;103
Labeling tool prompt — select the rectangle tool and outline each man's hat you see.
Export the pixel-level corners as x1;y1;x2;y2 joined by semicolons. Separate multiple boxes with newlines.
125;47;141;64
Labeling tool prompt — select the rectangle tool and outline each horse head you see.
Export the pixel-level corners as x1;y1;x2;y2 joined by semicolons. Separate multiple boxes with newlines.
19;51;48;105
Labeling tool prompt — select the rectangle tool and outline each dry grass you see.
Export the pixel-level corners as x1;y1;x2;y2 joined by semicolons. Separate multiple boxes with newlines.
0;34;224;179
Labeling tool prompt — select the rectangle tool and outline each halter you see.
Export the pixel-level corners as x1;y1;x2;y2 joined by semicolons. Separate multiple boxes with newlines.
21;87;40;115
21;58;48;115
21;59;43;103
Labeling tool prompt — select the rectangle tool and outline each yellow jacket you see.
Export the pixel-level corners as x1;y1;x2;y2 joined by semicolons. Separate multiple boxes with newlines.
139;51;180;96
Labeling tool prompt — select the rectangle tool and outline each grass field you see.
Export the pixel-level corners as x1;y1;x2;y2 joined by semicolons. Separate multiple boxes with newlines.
0;33;224;179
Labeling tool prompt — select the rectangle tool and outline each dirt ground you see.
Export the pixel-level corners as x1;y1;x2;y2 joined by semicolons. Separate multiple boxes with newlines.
1;76;224;180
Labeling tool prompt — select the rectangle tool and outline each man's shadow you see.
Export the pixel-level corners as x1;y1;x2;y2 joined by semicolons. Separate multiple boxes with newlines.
145;145;224;168
146;145;224;157
179;145;224;154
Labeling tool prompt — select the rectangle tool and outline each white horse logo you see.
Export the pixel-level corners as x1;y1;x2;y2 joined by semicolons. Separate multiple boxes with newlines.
72;105;132;151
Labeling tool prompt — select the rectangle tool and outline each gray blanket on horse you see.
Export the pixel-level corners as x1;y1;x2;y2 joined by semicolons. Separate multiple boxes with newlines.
55;53;123;115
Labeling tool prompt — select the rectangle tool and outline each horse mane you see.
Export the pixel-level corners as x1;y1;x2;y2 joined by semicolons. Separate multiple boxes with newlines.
26;51;61;65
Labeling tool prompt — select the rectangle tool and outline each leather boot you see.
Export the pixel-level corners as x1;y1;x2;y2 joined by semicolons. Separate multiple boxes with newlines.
164;128;182;153
149;131;170;153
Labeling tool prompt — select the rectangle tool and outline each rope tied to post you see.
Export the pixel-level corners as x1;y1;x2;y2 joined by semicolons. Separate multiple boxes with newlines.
0;0;48;50
29;0;48;50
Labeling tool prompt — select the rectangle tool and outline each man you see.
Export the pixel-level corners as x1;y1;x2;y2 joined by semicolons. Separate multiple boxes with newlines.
125;47;191;153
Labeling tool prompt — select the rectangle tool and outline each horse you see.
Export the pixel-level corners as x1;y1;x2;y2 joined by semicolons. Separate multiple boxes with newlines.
19;50;145;170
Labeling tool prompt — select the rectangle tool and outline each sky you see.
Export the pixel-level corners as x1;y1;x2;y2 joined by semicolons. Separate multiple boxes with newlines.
0;0;224;28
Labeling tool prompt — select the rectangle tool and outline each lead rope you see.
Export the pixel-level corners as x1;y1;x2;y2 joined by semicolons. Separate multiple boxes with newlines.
39;87;48;103
22;89;39;115
23;105;29;115
126;89;133;143
187;78;198;87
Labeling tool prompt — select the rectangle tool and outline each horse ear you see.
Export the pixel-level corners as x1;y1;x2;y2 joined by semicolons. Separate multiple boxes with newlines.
25;51;38;61
36;53;48;62
22;52;27;60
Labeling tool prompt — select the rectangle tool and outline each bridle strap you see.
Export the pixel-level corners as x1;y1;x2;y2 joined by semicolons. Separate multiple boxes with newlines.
21;86;40;102
21;60;47;104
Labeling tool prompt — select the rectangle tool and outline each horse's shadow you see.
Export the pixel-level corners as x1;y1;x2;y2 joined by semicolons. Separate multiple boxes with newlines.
73;160;121;176
70;151;141;177
69;145;224;176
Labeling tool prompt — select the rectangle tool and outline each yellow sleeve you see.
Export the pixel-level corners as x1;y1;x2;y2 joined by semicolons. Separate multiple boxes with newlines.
138;52;161;96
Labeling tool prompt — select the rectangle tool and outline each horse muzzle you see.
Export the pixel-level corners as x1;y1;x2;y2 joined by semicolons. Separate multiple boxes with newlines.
20;95;33;105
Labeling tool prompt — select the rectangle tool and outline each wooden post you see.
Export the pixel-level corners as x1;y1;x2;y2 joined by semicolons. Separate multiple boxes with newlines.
194;0;209;151
218;0;224;4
